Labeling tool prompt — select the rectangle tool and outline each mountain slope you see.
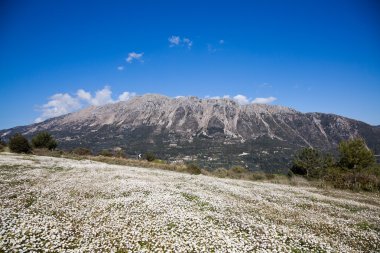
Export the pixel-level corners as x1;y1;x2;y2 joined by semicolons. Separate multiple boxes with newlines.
1;94;379;172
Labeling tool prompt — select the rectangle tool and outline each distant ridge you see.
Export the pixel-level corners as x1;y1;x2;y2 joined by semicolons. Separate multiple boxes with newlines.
1;94;379;172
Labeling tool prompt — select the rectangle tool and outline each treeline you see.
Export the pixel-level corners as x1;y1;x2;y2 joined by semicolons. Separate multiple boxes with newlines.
290;138;380;191
0;132;57;153
1;133;379;191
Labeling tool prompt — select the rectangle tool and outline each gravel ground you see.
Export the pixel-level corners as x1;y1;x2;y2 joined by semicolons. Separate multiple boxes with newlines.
0;152;379;252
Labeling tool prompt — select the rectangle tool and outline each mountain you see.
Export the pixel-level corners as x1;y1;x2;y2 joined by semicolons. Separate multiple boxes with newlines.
1;94;379;172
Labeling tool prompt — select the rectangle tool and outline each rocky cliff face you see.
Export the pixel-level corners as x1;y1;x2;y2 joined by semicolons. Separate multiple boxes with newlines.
1;94;379;172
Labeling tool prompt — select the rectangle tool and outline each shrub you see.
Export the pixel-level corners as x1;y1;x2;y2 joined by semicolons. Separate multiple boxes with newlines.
8;133;31;153
31;131;57;150
186;163;202;175
0;139;5;152
114;149;126;158
338;138;375;170
98;149;113;157
144;152;156;162
291;148;325;178
230;166;248;174
72;147;92;156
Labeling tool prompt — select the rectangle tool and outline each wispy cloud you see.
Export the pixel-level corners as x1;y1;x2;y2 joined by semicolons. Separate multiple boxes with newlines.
204;94;277;105
233;95;250;105
117;66;124;71
208;39;225;53
168;35;193;49
169;36;180;47
252;96;277;104
126;52;144;63
257;83;272;88
118;91;137;102
183;38;193;49
35;93;81;123
35;87;137;123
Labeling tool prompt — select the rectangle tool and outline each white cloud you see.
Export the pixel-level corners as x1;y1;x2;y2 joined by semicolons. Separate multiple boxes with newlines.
183;38;193;49
91;86;114;106
117;66;124;71
169;35;192;49
35;87;137;123
77;86;114;106
252;96;277;104
76;89;91;101
35;93;81;123
118;91;136;102
126;52;144;63
169;36;180;47
204;94;276;105
219;39;224;44
233;94;250;105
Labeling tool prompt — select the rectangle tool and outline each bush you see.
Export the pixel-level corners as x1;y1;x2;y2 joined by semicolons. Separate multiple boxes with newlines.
144;152;156;162
31;131;57;150
338;138;375;170
230;166;248;174
291;148;325;178
114;149;126;158
186;163;202;175
323;166;380;191
8;133;31;153
0;139;6;152
98;149;113;157
72;147;92;156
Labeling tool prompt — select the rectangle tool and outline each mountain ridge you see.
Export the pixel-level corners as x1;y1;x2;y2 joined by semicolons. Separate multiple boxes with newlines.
1;94;379;172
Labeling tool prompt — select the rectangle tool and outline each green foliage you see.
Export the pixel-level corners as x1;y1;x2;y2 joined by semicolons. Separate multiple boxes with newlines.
338;138;375;170
0;139;6;152
291;148;325;178
98;149;113;157
230;166;248;174
290;139;379;191
0;138;6;147
186;163;202;175
323;166;380;191
72;147;92;156
144;152;156;162
8;133;32;154
31;131;57;150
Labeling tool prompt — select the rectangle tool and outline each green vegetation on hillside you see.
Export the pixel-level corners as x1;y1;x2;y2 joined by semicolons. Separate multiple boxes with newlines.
31;131;57;150
290;138;379;191
8;133;32;154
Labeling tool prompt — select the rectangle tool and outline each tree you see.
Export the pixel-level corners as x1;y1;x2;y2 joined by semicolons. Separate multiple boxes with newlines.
9;133;31;153
0;138;6;152
291;148;324;178
144;152;156;162
338;138;375;170
31;131;57;150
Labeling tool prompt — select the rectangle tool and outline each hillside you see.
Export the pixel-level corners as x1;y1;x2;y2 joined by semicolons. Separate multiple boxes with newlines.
0;152;379;252
1;94;380;172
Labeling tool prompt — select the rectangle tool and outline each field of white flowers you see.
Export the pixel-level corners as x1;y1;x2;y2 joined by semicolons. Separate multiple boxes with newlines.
0;152;379;252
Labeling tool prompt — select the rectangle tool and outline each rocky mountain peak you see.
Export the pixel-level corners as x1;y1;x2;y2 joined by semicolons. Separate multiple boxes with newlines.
1;93;379;172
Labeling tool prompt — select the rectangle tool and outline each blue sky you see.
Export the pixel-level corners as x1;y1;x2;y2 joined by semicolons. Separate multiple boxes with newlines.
1;0;380;129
